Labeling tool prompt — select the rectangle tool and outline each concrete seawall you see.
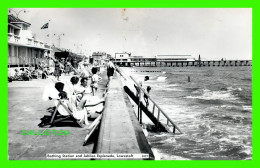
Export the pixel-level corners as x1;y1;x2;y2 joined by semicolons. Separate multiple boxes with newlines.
94;75;154;160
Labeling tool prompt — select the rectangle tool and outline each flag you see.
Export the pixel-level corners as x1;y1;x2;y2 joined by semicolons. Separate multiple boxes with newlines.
41;22;48;29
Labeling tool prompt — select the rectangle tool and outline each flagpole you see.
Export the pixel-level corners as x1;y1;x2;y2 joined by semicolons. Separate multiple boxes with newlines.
48;20;52;59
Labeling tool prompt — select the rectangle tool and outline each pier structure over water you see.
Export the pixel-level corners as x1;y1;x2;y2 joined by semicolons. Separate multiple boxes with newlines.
114;60;252;67
113;52;252;67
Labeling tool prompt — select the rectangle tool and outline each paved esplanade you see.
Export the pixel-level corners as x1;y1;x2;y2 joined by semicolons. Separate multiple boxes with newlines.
8;70;153;160
8;73;106;160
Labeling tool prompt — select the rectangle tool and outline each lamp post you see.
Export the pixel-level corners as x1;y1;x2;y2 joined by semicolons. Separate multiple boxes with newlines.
8;9;28;18
54;33;65;48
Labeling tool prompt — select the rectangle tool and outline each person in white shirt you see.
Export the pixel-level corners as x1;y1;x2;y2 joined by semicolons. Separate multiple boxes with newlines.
45;82;105;126
77;77;92;100
81;63;91;78
91;67;102;96
135;76;151;107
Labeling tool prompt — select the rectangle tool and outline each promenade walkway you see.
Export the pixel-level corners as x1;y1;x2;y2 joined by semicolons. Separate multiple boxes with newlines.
8;71;107;160
95;75;154;159
8;69;154;160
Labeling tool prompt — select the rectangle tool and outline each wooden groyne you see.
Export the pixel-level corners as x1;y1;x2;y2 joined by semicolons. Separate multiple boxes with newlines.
114;60;252;67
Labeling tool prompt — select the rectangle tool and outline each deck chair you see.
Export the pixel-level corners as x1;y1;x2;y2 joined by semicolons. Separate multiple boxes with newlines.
13;74;23;81
51;99;85;127
85;91;107;119
39;99;85;128
40;97;105;128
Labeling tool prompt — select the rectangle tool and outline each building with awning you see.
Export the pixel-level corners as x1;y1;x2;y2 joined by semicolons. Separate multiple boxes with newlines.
155;55;195;62
53;47;84;68
8;14;52;68
92;52;110;66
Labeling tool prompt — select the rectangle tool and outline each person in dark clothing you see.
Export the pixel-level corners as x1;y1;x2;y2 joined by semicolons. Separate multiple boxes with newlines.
106;61;115;86
54;61;61;81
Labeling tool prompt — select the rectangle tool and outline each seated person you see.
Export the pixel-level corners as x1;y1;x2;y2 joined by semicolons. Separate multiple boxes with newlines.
69;76;80;94
47;82;104;125
77;77;92;100
63;76;81;105
8;68;15;78
14;69;22;80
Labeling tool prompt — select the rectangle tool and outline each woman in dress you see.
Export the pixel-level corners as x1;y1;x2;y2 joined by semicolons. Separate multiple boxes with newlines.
54;61;61;81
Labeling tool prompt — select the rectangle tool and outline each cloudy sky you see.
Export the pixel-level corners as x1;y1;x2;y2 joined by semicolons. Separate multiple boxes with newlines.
10;8;252;60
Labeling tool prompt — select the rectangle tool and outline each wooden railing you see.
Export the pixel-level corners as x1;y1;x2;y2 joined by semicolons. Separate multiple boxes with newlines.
115;66;182;134
129;76;182;134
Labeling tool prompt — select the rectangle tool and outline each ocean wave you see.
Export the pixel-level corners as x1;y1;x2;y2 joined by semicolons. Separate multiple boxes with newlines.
220;105;252;113
152;148;191;160
153;133;170;137
219;137;234;143
122;67;251;160
240;148;252;156
186;89;238;101
220;105;236;109
161;137;177;143
227;86;242;91
242;105;252;111
158;87;184;92
165;83;179;87
201;113;247;124
157;76;167;81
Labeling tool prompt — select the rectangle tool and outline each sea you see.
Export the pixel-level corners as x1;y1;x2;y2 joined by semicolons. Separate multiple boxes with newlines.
120;66;252;160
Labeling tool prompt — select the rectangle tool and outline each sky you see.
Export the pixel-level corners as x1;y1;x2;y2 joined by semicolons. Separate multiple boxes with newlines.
9;8;252;60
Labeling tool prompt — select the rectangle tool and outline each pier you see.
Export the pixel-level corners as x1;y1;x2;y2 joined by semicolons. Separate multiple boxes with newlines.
114;60;252;67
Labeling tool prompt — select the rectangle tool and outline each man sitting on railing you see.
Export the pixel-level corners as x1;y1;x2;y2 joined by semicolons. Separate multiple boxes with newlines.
144;86;151;107
134;76;151;107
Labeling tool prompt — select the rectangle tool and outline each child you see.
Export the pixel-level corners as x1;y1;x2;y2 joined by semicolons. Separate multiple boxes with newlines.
91;67;102;96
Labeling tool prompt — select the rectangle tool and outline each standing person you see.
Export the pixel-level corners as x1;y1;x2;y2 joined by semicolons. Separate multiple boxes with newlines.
54;61;61;81
135;76;151;107
144;86;151;107
65;62;71;75
106;60;115;86
81;63;91;78
42;67;48;79
91;67;102;96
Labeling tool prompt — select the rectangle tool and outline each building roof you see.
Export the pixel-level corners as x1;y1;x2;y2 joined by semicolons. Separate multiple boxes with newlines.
157;55;192;57
8;14;31;26
131;56;143;58
8;23;21;29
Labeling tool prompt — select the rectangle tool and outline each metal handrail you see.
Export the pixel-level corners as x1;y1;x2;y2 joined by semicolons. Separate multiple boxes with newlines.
129;76;182;134
115;65;182;133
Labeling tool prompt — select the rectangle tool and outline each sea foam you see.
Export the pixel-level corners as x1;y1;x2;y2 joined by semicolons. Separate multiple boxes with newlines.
157;76;167;81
